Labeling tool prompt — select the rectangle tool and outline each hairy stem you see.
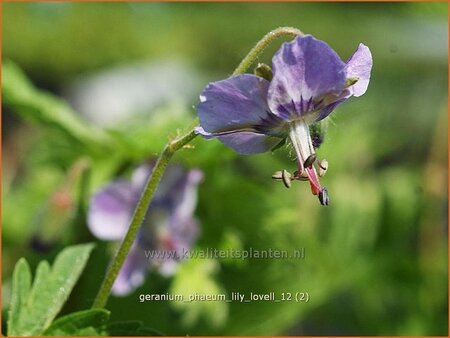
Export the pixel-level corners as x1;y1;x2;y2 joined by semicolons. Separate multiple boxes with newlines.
92;26;304;309
232;26;304;76
92;130;197;308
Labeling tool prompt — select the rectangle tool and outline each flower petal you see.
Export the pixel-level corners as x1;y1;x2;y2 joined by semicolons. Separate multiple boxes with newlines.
170;217;199;253
158;260;179;277
112;243;148;296
197;74;273;133
315;97;348;121
139;165;202;239
269;35;346;119
131;163;153;191
170;170;203;224
153;164;187;204
168;169;203;244
87;181;136;240
345;43;373;97
217;131;283;154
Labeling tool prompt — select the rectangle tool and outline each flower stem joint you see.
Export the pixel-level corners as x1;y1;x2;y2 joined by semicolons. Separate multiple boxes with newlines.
254;63;273;81
196;34;372;206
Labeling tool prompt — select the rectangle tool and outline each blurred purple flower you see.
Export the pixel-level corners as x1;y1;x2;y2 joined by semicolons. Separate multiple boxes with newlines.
196;35;372;204
88;163;203;296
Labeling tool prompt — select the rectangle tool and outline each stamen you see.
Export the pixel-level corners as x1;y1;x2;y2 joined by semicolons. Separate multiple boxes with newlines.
318;187;330;206
271;171;283;180
288;120;324;197
305;167;321;195
318;159;328;177
288;121;313;174
281;170;292;188
271;170;293;188
293;170;309;181
288;125;305;174
303;154;317;168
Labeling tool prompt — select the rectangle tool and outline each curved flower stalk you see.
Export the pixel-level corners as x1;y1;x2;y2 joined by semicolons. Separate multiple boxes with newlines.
88;163;203;295
196;35;372;205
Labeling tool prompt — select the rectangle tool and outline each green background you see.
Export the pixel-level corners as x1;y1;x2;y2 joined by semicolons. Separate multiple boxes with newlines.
2;2;448;336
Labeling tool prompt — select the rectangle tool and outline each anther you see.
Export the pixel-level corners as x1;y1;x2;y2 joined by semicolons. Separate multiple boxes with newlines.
318;187;330;206
303;154;317;168
271;171;283;180
281;169;292;188
293;170;309;181
318;159;328;177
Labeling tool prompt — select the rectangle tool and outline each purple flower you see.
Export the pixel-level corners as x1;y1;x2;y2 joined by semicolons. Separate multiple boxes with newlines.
196;35;372;205
88;163;203;296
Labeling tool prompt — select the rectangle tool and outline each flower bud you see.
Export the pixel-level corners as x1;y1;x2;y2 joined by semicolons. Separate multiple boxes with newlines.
345;77;359;87
309;122;326;149
254;63;273;81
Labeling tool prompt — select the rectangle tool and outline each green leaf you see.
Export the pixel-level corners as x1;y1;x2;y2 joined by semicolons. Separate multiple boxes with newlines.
7;259;32;336
7;243;95;336
103;321;164;336
43;309;110;336
43;310;163;336
2;61;113;154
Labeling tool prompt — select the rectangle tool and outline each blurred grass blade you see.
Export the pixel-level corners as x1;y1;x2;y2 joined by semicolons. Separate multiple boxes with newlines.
7;243;95;336
2;60;113;152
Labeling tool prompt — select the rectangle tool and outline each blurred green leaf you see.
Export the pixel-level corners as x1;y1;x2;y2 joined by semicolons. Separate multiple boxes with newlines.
42;309;164;336
2;61;113;154
7;243;95;336
170;259;228;328
43;309;110;336
102;321;164;336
